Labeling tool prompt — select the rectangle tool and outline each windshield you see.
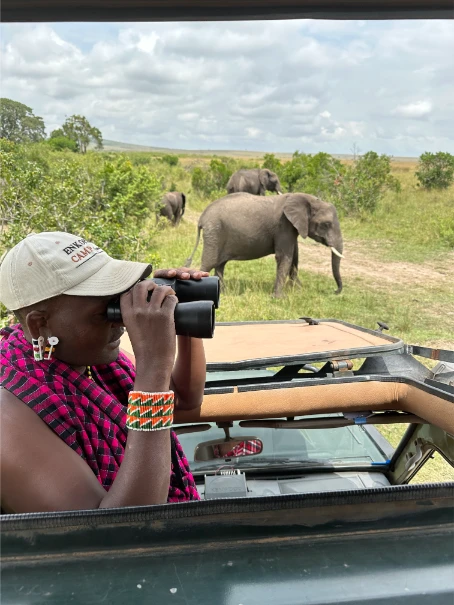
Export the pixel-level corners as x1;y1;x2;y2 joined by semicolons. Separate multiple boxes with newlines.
176;416;388;473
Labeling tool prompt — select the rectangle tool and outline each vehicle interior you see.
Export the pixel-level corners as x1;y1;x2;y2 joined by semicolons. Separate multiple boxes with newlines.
119;319;454;498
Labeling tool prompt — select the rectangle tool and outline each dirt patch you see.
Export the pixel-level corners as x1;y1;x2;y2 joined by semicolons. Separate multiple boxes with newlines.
299;238;454;289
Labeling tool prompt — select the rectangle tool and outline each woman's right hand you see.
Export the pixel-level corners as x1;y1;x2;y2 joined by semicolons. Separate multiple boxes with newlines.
120;281;177;392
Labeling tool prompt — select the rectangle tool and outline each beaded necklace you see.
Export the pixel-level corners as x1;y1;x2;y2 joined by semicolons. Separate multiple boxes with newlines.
86;366;94;381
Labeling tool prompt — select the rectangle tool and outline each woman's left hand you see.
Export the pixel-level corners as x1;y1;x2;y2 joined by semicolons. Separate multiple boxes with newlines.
153;267;210;281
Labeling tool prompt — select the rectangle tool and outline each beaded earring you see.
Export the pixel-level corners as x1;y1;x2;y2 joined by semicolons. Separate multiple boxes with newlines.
32;336;45;361
44;336;59;360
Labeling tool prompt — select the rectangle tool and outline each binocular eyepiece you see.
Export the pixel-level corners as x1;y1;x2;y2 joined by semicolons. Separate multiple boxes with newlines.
106;276;219;339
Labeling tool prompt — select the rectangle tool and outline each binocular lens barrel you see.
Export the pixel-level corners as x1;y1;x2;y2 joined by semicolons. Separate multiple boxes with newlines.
152;276;220;309
105;276;219;339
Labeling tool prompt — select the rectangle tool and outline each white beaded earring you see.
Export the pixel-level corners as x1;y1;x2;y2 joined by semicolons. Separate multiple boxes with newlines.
44;336;59;360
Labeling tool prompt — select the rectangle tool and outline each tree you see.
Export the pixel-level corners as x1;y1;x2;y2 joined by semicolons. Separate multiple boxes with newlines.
416;152;454;190
53;115;103;154
0;98;46;143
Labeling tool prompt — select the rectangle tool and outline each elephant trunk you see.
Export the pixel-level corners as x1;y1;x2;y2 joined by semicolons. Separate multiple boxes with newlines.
331;240;343;294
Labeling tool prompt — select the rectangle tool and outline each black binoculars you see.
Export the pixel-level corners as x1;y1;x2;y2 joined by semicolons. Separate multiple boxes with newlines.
106;276;220;339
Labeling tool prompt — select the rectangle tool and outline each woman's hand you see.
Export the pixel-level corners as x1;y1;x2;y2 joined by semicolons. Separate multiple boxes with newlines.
120;281;177;392
152;267;209;410
153;267;210;281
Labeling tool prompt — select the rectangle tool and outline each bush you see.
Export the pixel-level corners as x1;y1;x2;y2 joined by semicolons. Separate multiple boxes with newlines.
0;142;162;262
416;152;454;190
191;157;235;198
331;152;401;215
262;153;283;178
47;136;78;152
280;151;308;192
160;154;179;166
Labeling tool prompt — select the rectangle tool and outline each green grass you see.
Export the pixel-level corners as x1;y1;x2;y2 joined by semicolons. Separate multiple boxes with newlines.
342;171;454;262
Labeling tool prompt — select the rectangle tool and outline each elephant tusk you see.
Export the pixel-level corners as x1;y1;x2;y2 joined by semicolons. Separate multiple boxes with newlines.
331;247;344;259
277;191;283;195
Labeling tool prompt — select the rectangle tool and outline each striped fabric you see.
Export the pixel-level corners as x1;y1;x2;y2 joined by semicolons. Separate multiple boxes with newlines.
0;324;200;502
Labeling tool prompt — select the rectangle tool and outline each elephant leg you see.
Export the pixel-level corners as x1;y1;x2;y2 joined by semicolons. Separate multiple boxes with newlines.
200;247;216;274
273;253;292;298
214;262;227;289
289;244;302;288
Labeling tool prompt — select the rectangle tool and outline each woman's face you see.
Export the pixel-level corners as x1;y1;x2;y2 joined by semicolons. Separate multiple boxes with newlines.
26;294;125;367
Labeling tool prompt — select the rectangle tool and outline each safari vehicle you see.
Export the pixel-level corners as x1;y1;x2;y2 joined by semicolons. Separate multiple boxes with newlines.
2;319;454;604
2;1;454;604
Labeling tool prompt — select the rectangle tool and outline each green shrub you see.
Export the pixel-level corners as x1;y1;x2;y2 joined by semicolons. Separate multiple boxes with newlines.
0;142;161;262
416;152;454;190
262;153;284;178
191;157;234;198
47;136;78;152
280;151;308;192
332;152;401;215
160;154;179;166
273;151;343;197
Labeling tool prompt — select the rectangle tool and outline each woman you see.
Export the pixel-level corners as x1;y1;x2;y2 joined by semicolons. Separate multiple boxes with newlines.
0;231;208;513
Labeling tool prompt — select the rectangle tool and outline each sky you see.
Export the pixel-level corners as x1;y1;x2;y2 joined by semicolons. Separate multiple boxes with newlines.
1;19;453;156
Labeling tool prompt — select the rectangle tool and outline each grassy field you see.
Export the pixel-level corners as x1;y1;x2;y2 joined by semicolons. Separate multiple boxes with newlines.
151;155;454;483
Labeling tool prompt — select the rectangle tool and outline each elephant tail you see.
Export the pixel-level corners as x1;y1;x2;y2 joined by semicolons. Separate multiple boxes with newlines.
185;223;202;267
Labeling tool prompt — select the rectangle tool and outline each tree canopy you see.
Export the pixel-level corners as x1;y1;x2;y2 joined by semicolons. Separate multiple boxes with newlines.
0;98;46;143
51;115;103;153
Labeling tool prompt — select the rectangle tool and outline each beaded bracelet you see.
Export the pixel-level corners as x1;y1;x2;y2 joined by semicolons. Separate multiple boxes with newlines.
126;391;174;431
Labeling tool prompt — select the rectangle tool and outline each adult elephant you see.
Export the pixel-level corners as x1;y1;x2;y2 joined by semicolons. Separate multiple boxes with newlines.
158;192;186;226
226;169;282;196
186;193;344;297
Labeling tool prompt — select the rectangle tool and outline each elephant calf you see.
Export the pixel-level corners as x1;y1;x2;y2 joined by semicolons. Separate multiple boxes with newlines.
226;168;282;196
158;192;186;226
186;192;344;297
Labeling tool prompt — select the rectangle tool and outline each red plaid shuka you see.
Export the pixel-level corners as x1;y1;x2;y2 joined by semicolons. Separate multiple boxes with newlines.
213;439;262;458
0;325;200;502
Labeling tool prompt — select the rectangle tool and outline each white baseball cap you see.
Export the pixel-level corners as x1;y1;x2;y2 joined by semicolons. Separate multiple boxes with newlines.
0;231;153;310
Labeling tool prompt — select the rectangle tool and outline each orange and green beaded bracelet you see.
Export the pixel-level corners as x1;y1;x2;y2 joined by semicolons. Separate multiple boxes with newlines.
126;391;174;431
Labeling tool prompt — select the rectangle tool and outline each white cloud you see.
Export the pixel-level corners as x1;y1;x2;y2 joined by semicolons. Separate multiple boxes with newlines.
392;100;433;119
1;20;453;155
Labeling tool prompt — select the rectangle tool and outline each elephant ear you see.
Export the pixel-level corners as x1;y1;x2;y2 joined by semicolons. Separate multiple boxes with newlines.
259;169;269;187
283;195;310;239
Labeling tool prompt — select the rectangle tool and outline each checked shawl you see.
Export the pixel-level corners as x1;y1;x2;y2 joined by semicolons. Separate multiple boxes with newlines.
0;325;199;502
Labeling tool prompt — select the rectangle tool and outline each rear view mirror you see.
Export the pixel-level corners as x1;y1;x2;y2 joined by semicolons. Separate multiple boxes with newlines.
194;437;263;461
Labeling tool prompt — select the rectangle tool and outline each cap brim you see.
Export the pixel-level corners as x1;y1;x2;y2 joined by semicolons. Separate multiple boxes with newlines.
63;258;153;298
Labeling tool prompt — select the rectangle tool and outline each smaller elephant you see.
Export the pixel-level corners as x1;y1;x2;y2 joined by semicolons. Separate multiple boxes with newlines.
227;169;282;196
158;192;186;226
